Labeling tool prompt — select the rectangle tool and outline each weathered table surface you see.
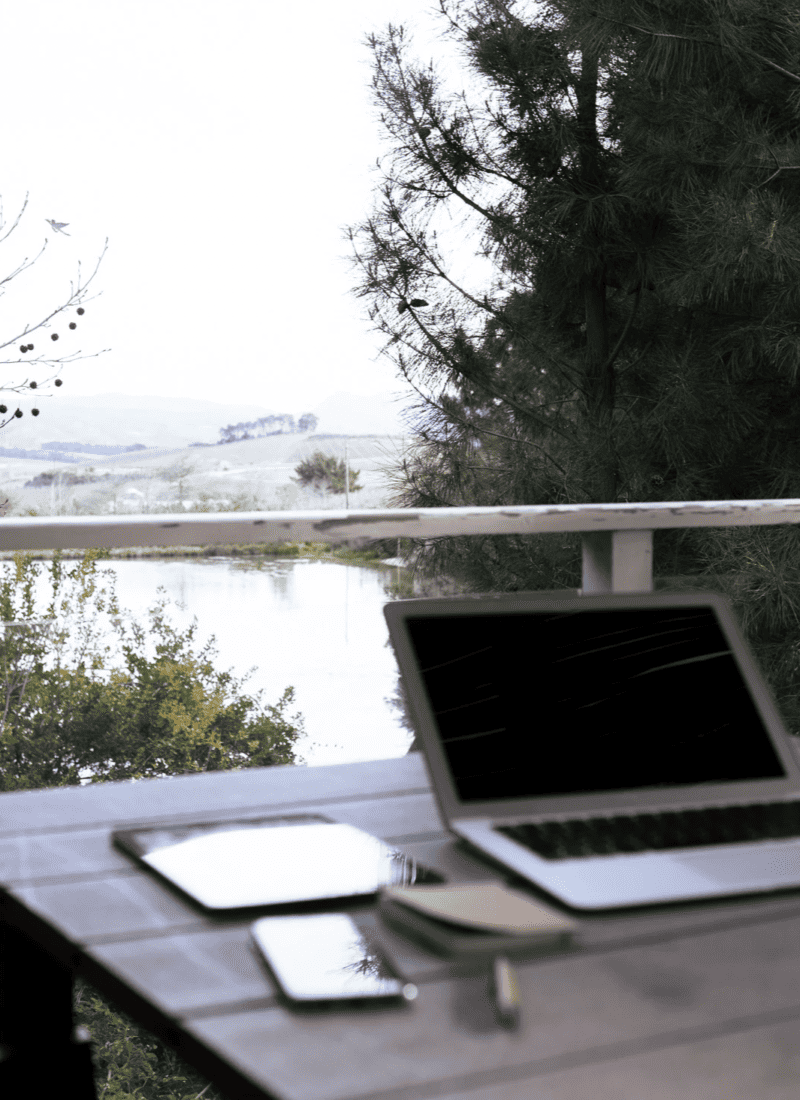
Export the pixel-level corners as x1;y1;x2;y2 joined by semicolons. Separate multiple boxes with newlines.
3;753;800;1099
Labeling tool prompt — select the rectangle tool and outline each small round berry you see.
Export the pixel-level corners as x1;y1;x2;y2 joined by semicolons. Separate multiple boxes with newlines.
28;344;33;350
20;345;28;353
55;379;63;387
51;333;59;341
14;409;22;418
76;307;85;315
0;405;7;414
69;322;76;330
29;381;37;389
31;408;39;416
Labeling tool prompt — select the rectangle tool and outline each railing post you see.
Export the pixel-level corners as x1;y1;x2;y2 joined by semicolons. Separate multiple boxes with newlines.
581;530;653;594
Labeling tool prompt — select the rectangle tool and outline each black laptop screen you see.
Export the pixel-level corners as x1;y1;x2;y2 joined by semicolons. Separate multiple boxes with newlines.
404;607;787;801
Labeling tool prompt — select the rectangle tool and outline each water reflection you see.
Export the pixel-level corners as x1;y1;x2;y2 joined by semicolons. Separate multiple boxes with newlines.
101;556;412;766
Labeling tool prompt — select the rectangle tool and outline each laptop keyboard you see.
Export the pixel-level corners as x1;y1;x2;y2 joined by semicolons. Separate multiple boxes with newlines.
497;801;800;860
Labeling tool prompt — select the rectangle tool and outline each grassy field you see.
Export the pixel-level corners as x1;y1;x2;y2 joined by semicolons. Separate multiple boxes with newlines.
0;432;408;518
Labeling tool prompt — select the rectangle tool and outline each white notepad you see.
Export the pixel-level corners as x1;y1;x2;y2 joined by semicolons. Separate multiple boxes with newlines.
381;883;577;934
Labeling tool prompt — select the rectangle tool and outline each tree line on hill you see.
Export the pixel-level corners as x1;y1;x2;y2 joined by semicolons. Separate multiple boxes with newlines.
45;441;148;456
0;442;147;462
217;412;318;444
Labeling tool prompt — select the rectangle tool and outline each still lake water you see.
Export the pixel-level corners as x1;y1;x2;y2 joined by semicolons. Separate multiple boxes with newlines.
57;557;414;768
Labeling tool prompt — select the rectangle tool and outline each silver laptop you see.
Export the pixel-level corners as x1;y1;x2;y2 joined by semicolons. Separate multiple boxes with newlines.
384;589;800;910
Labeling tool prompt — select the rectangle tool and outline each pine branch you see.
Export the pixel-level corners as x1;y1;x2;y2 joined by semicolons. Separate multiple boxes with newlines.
396;366;569;475
407;308;577;444
387;201;580;385
606;17;800;85
756;166;800;188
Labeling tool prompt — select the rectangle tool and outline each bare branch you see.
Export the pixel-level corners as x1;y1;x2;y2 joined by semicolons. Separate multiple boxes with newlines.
0;194;30;245
0;238;108;354
0;221;109;430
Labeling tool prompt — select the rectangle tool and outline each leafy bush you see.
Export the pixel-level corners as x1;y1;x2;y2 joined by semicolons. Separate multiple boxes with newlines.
73;979;230;1100
293;450;362;494
0;550;306;790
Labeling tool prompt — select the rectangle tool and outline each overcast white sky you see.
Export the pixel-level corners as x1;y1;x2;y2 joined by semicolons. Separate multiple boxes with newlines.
0;0;473;418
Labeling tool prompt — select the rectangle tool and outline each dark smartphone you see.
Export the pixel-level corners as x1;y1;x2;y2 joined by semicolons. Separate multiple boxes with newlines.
251;913;418;1006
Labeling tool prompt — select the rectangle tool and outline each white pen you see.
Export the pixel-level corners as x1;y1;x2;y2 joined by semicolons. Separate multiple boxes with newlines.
492;955;521;1028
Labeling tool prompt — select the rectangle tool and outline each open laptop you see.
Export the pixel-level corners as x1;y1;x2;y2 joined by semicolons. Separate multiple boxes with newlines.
384;589;800;910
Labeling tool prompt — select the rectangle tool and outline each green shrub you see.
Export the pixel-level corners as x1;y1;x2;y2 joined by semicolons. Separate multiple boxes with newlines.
0;550;305;790
293;451;362;494
74;980;225;1100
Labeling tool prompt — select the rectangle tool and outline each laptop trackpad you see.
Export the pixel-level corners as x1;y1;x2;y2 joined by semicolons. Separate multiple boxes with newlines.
675;842;800;887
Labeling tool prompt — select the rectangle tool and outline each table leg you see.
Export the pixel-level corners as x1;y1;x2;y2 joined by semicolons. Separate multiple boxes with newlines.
0;919;97;1097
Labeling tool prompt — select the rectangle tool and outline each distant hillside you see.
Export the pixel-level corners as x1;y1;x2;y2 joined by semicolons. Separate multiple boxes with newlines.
3;431;407;517
43;441;148;456
0;441;151;464
0;391;412;450
0;394;277;450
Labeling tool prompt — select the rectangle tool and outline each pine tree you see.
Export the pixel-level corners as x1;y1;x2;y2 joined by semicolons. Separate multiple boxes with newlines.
349;0;800;728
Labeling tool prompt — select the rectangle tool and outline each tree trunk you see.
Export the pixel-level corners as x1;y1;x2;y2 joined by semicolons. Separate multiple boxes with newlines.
576;45;617;502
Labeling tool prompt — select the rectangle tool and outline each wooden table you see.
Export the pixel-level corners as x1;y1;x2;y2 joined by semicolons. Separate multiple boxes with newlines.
2;753;800;1099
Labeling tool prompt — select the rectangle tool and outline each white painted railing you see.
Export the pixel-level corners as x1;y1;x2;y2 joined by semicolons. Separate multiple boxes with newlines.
2;499;800;593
